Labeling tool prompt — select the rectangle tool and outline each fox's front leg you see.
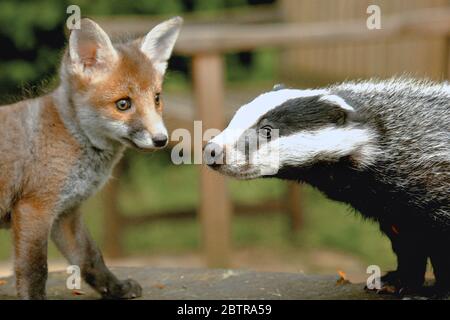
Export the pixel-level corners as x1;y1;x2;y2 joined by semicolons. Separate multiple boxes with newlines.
51;208;142;299
12;201;52;299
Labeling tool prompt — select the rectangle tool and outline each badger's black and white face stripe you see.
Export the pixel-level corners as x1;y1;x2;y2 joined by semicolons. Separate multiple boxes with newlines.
204;87;379;179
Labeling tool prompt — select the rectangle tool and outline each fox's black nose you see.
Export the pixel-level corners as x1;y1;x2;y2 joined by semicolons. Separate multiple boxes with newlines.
203;142;224;168
152;134;168;147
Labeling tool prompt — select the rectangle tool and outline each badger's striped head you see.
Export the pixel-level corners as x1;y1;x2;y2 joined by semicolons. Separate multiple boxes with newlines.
203;86;378;179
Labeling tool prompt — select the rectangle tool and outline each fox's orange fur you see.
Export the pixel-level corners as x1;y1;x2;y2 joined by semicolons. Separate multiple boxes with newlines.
0;17;182;299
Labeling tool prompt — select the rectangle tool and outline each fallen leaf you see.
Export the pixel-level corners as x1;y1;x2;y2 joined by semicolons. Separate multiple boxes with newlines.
336;270;351;286
72;290;86;296
154;283;166;289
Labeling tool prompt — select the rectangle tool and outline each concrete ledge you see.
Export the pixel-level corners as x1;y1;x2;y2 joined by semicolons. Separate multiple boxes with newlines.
0;267;393;300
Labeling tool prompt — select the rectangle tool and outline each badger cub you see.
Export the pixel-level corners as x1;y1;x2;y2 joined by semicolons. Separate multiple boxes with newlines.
204;79;450;298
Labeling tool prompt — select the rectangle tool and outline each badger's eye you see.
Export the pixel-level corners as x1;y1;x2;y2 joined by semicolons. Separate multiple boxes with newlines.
259;125;272;139
154;92;161;106
115;98;132;111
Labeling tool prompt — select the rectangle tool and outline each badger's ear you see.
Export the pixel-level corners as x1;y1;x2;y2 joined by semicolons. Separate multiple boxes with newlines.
318;94;356;125
69;18;118;74
140;17;183;75
319;95;355;112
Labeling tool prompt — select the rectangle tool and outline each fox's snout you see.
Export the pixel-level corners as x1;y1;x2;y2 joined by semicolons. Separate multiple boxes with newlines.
126;126;168;150
127;110;169;150
152;133;168;147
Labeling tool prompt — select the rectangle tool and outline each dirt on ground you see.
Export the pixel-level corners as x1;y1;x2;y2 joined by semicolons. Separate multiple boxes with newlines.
0;266;394;300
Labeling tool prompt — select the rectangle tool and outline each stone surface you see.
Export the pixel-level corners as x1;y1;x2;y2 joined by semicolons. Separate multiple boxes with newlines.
0;267;394;300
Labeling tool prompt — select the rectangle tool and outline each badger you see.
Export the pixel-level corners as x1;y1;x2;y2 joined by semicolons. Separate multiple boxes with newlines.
203;79;450;298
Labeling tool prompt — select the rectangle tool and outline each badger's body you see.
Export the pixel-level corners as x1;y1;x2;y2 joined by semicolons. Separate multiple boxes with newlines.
205;79;450;297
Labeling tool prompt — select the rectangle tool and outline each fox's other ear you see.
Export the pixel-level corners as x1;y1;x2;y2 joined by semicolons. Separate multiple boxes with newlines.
140;16;183;75
69;18;117;73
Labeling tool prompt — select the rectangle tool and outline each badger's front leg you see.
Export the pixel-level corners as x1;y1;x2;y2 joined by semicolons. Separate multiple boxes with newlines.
12;201;52;299
429;231;450;299
374;222;428;296
51;208;142;299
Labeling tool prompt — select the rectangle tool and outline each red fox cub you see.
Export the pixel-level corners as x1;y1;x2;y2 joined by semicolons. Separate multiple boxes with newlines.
0;17;182;299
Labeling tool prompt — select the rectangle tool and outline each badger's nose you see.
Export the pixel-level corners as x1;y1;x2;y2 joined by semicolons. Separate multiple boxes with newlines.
203;142;224;168
152;134;168;147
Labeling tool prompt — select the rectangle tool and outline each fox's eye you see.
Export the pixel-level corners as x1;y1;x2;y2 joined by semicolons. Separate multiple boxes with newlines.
259;125;272;139
116;98;131;111
154;93;161;106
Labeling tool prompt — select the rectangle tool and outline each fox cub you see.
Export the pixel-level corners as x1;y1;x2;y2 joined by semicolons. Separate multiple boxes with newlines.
0;17;182;299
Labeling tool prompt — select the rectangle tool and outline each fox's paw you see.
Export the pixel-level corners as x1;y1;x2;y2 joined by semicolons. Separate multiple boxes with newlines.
102;278;142;299
117;278;143;299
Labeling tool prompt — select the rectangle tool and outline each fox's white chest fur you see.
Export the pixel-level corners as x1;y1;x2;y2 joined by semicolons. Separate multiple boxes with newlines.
56;145;125;213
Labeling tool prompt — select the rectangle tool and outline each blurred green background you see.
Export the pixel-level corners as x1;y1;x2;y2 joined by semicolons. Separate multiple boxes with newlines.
0;0;400;279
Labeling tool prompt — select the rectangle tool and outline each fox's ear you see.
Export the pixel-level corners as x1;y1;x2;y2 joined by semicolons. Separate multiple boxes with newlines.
140;17;183;75
69;18;117;74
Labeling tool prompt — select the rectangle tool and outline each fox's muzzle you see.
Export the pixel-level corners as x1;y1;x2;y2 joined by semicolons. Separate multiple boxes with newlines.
128;128;168;150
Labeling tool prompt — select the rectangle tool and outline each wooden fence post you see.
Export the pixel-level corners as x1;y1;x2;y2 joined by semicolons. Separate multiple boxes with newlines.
447;37;450;79
286;182;303;232
192;53;232;268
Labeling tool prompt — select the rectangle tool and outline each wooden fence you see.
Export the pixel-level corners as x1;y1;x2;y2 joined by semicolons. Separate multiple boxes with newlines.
280;0;450;84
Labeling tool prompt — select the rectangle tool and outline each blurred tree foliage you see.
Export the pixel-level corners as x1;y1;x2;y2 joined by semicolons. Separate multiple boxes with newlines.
0;0;66;99
0;0;275;101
